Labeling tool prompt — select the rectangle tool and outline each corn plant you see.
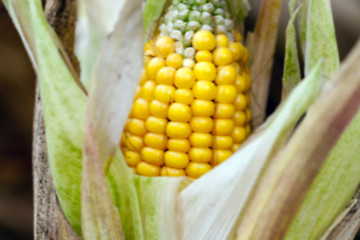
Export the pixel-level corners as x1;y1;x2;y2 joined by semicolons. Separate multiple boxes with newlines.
3;0;360;239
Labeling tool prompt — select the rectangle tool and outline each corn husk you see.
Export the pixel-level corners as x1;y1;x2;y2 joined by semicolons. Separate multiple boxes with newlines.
4;0;360;239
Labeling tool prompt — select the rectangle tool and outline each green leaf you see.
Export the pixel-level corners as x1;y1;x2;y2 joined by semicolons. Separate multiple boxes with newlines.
106;150;144;240
134;176;190;240
301;0;340;77
179;61;324;240
285;41;360;240
282;1;301;99
4;0;88;234
143;0;168;42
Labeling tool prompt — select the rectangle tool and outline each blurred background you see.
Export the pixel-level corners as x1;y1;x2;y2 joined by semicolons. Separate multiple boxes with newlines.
0;0;359;239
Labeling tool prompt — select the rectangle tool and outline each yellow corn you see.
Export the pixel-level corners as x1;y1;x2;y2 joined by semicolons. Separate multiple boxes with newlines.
122;0;252;178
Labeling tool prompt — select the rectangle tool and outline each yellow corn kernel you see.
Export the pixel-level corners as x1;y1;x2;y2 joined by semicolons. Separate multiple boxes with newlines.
233;111;246;126
216;65;237;85
192;30;216;51
195;50;213;62
166;53;183;69
135;86;141;99
167;139;191;153
245;74;252;91
190;117;213;133
141;81;156;101
229;42;243;61
242;47;249;63
144;133;167;150
139;69;147;85
215;85;237;103
234;93;247;111
175;67;196;89
149;100;169;118
245;108;252;123
245;124;251;136
191;99;215;117
183;58;195;69
124;151;141;166
245;93;251;105
235;31;242;42
124;135;144;152
212;136;233;149
231;144;241;152
192;81;217;100
212;119;234;135
175;89;194;105
168;103;192;122
141;147;164;166
232;126;246;143
155;36;175;57
144;41;156;57
137;161;160;177
126;119;146;136
160;166;186;177
214;103;235;119
145;116;167;134
193;62;216;81
189;133;212;148
146;57;165;80
132;98;150;120
235;75;247;93
166;122;192;138
189;148;212;163
216;34;229;48
165;151;189;168
213;150;233;165
156;66;176;85
154;84;175;103
186;162;212;178
213;47;233;66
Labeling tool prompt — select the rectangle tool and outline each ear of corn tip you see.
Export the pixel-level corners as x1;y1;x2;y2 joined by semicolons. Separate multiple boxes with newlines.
122;0;252;178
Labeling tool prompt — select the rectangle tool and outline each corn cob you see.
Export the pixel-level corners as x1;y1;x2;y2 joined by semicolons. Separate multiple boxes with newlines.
121;0;252;178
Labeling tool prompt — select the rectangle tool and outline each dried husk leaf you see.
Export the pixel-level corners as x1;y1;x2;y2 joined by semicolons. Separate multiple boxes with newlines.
4;0;87;234
238;41;360;240
282;0;301;99
178;60;323;240
249;0;283;128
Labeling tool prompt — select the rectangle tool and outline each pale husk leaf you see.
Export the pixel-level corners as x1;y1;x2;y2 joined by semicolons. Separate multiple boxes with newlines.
178;60;323;240
81;113;124;240
75;0;126;88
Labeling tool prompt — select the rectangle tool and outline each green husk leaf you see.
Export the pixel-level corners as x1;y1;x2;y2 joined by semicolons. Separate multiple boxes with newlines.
75;0;127;88
249;0;283;128
225;0;250;23
81;114;124;240
238;42;360;239
4;0;87;234
179;60;323;240
134;176;190;240
285;41;360;240
301;0;339;77
106;151;144;240
282;0;301;99
143;0;168;42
